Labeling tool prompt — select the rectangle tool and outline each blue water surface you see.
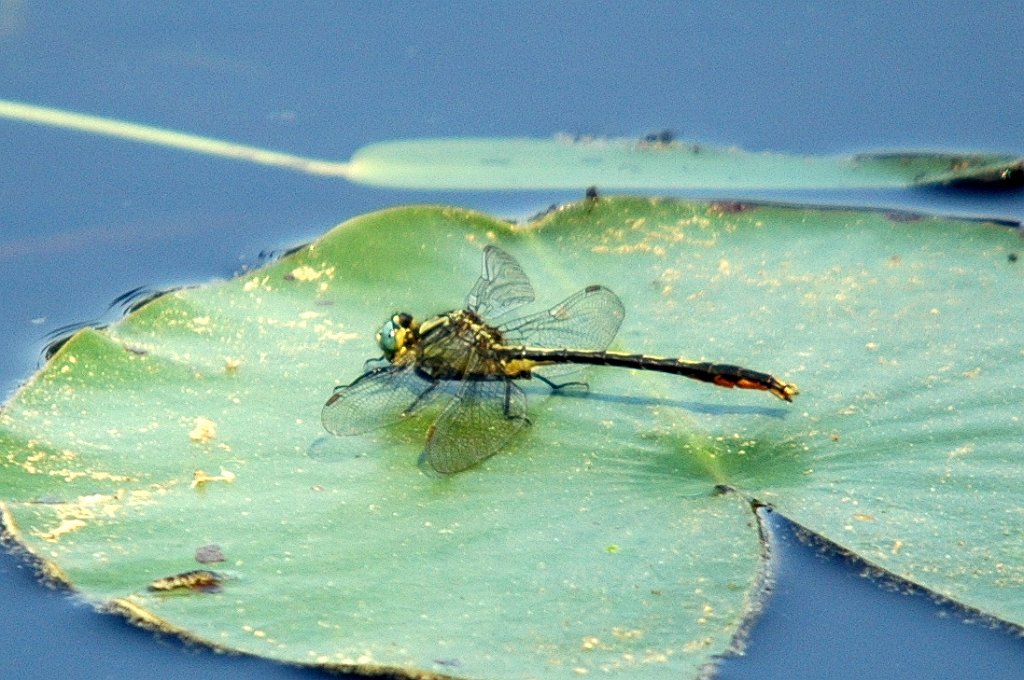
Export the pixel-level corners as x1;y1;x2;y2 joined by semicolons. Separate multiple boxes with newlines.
1;3;1022;679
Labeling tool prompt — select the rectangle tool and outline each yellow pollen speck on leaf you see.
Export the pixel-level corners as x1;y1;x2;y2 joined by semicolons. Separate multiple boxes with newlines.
189;417;217;443
612;627;644;640
289;265;334;282
186;316;213;334
191;467;236;489
32;519;87;542
244;276;270;292
290;266;320;281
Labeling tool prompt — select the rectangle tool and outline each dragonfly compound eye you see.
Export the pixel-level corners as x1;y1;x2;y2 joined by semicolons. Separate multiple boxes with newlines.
376;320;399;358
376;313;416;360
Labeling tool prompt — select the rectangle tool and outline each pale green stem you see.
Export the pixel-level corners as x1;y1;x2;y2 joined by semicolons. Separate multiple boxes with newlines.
0;98;351;177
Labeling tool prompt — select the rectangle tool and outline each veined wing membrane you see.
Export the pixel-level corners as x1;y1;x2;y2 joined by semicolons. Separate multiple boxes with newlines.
500;285;625;352
321;365;442;436
465;245;535;321
424;377;529;474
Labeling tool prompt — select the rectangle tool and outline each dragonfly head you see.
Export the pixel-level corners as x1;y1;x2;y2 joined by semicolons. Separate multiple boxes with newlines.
376;313;418;361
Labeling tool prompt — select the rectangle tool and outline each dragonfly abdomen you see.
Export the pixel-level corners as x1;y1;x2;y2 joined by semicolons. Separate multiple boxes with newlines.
507;347;798;402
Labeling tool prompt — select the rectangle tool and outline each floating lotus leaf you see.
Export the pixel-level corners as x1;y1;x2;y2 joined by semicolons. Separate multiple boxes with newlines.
2;99;1020;190
1;198;1021;679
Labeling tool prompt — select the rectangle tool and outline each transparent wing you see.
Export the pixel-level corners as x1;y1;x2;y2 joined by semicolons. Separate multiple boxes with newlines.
499;285;625;351
322;364;441;436
465;245;535;321
424;378;529;474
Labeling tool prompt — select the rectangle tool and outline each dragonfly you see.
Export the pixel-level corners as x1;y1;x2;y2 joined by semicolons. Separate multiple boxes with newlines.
322;246;798;474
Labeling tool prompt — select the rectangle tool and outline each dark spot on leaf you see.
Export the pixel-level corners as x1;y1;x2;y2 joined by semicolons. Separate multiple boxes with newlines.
526;203;560;222
433;658;462;668
252;242;310;268
195;544;226;564
641;129;675;145
282;242;309;258
712;483;735;496
1009;253;1019;263
709;201;752;214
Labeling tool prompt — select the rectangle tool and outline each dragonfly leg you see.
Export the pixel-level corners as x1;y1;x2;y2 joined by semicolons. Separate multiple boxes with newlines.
533;373;589;392
503;380;532;426
402;379;442;416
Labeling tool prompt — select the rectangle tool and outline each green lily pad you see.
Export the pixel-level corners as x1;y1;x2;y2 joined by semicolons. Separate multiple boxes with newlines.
2;99;1021;190
1;198;1022;679
347;138;1024;189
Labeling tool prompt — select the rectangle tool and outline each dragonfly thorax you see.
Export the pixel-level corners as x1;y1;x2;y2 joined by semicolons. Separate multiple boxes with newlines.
412;308;512;380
